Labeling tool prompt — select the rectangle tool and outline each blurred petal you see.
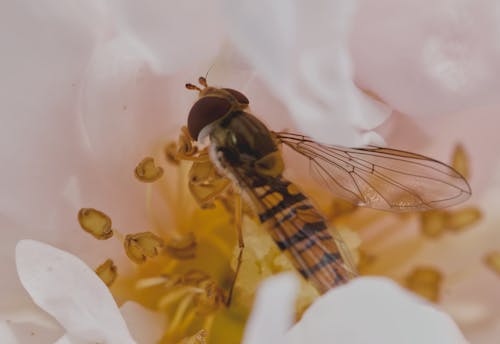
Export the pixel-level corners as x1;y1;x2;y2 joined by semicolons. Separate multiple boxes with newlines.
16;240;135;344
242;273;299;344
108;0;225;73
224;0;390;146
286;277;468;344
352;0;500;118
0;321;17;344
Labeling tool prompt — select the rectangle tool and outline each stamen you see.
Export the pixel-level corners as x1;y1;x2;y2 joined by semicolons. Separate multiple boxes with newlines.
134;157;164;183
405;266;442;302
484;251;500;275
420;210;447;238
165;141;180;165
166;294;195;336
159;286;203;310
176;127;199;159
78;208;114;240
446;207;482;232
135;276;170;289
177;329;207;344
124;232;165;264
452;143;469;180
165;232;197;259
95;259;117;286
176;310;202;340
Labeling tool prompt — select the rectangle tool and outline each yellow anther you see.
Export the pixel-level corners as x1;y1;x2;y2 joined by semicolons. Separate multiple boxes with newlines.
188;160;231;208
194;279;225;315
176;126;198;159
405;267;442;302
124;232;165;264
452;143;469;180
165;141;181;165
134;157;164;183
77;208;113;240
165;233;197;260
484;251;500;275
446;207;481;232
95;259;117;286
189;160;218;184
420;210;448;238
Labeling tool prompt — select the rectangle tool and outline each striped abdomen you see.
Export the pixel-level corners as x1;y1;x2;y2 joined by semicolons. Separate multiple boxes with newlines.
252;177;356;293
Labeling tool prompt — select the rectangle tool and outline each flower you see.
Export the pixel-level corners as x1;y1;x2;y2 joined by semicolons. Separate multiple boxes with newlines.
3;0;500;343
13;241;468;344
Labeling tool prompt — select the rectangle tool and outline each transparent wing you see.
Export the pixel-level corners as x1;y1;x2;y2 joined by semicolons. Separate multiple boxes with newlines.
276;132;471;212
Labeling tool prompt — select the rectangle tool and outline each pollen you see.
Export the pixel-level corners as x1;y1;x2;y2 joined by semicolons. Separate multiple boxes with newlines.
77;208;113;240
124;232;165;264
95;259;117;286
484;251;500;275
135;157;164;182
405;266;443;302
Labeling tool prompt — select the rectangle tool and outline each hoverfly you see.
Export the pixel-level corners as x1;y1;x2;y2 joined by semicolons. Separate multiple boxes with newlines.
178;76;471;299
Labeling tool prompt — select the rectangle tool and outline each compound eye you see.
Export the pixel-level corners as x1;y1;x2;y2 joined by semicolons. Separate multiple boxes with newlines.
188;96;231;140
222;88;249;105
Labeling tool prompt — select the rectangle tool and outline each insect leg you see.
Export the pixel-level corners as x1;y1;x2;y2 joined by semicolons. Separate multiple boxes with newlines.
226;188;245;306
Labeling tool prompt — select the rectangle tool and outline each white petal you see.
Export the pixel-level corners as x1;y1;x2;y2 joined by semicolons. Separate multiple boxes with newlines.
120;302;165;344
242;273;299;344
224;0;390;146
15;240;135;344
108;0;224;73
286;277;468;344
0;321;17;344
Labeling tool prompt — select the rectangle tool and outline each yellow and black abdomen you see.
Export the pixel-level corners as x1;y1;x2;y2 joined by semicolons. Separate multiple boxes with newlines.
252;177;354;293
210;111;355;293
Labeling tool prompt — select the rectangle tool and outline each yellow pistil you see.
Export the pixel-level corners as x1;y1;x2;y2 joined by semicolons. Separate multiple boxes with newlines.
77;208;113;240
124;232;165;264
95;259;118;286
135;157;164;182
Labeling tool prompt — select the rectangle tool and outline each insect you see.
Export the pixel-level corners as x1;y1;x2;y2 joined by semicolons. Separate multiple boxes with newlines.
178;76;471;300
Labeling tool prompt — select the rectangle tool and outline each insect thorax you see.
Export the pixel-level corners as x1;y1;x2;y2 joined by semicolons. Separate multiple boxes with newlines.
209;111;284;182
